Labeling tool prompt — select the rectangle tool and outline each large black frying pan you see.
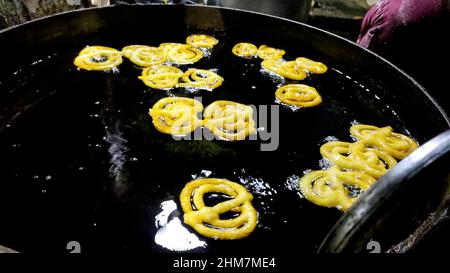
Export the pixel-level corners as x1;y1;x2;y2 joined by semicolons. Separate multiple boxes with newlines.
0;4;449;254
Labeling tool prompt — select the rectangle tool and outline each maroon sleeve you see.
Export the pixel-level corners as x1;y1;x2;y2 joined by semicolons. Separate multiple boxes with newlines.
357;0;450;111
357;0;448;54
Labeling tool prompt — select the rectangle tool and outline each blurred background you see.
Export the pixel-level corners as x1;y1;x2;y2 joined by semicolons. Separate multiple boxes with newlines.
0;0;377;40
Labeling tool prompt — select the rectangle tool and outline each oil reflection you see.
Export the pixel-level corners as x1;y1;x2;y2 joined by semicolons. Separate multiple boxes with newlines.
154;200;206;251
105;123;130;199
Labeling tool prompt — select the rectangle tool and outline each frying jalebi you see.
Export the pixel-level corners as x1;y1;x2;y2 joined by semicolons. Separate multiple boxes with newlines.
168;44;203;64
257;45;285;60
295;57;328;74
299;124;417;211
149;97;203;135
186;34;219;49
74;46;123;71
350;124;418;160
261;60;307;80
178;69;223;90
203;100;256;141
320;141;397;179
279;61;308;80
232;42;258;58
180;178;257;240
159;42;183;55
261;59;284;75
122;45;167;67
275;84;322;107
139;65;183;89
299;166;376;211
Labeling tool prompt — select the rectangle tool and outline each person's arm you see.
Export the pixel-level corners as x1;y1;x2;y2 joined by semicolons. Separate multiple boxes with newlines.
357;0;448;55
357;0;450;110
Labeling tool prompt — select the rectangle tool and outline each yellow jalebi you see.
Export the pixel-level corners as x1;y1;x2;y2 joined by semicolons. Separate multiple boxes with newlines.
168;44;203;64
186;34;219;49
232;42;258;58
299;124;417;211
74;46;123;71
261;60;307;80
180;178;258;240
178;69;223;90
295;57;328;74
203;100;256;141
299;166;376;211
121;45;167;67
257;45;285;60
320;141;397;179
149;97;203;135
350;124;418;160
279;61;308;80
159;42;183;55
138;65;183;90
261;59;284;75
275;84;322;107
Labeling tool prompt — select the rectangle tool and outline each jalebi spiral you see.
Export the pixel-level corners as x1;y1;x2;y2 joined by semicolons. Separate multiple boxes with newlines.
232;42;258;58
299;166;376;211
74;46;123;71
168;44;203;64
257;45;285;60
203;100;256;141
186;34;219;49
139;65;183;89
178;69;224;90
298;124;418;211
295;57;328;74
149;97;203;135
275;84;322;107
180;178;258;240
350;124;418;160
121;45;167;67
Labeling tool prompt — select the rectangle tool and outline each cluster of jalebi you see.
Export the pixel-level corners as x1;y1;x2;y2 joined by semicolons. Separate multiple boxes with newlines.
231;42;327;76
232;42;327;108
74;34;219;70
121;40;208;66
74;34;222;91
262;57;328;80
180;178;258;240
139;66;223;90
149;97;256;141
268;57;326;108
269;57;327;108
232;43;285;60
299;124;418;211
262;60;307;81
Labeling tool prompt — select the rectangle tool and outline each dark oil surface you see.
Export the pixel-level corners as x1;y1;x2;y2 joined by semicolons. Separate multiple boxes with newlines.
0;29;415;253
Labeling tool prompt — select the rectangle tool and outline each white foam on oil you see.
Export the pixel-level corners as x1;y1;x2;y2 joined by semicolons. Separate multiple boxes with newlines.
154;200;207;251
